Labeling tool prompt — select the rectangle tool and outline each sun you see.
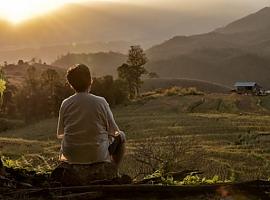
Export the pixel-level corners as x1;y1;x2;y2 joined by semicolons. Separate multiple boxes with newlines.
0;0;79;24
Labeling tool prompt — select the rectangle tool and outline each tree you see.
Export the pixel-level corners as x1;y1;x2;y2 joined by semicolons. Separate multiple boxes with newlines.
118;64;136;99
41;69;62;116
18;60;24;65
0;69;16;116
92;76;115;104
0;74;16;115
30;57;36;64
118;45;148;98
91;75;128;105
0;69;6;107
41;69;60;96
127;45;148;97
14;67;71;122
112;79;129;105
148;72;159;79
25;66;38;95
1;90;13;115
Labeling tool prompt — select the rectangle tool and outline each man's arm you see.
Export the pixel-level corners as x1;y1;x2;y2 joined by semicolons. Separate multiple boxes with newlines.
105;101;120;135
57;102;65;139
104;99;126;142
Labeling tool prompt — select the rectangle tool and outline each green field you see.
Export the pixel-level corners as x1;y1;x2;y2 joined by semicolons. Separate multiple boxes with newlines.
1;93;270;181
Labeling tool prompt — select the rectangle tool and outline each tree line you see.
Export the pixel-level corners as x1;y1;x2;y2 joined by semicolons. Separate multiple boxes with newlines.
1;66;128;123
0;45;156;124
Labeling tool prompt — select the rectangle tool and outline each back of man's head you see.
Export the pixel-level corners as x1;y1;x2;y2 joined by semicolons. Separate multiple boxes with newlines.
66;64;92;92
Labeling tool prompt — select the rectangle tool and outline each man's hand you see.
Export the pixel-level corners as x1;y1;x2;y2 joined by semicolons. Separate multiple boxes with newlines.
57;134;64;139
113;131;126;143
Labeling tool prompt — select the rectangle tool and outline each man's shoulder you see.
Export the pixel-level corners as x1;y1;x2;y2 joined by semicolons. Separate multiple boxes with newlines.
89;94;107;104
62;94;76;104
61;94;107;108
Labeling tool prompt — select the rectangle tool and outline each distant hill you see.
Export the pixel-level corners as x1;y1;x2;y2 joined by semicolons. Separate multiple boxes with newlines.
142;78;231;93
0;41;131;63
215;7;270;34
146;50;270;88
0;2;216;63
146;7;270;88
52;52;127;77
0;1;250;63
4;7;270;89
3;51;126;86
3;63;64;87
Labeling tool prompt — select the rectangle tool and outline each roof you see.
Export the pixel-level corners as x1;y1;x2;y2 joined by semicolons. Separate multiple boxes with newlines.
234;82;257;87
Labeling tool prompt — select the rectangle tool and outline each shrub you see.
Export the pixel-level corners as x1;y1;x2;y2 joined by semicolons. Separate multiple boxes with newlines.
0;118;24;132
154;87;204;97
125;136;205;179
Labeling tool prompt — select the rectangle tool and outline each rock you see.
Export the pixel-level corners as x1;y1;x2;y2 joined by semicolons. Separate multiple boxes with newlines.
51;162;120;186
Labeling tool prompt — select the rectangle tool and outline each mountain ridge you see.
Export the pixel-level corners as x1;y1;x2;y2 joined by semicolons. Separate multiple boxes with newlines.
3;6;270;89
145;7;270;88
215;7;270;34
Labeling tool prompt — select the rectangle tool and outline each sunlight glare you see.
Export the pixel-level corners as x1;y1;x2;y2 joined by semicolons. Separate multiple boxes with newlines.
0;0;80;24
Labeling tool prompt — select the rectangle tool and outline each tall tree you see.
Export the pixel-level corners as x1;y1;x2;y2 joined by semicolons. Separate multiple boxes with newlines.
25;66;38;95
0;68;17;115
118;63;136;98
41;69;60;96
41;69;61;116
18;60;24;65
118;45;147;98
0;68;6;107
1;90;13;115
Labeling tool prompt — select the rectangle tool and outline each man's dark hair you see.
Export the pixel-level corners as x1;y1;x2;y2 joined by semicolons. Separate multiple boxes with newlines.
66;64;92;92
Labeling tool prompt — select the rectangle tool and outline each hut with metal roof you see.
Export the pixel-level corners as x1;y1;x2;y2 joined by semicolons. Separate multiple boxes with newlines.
234;82;263;95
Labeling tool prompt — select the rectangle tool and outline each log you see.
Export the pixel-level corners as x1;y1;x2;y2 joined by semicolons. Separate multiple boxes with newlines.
2;180;270;200
55;192;101;200
0;175;32;189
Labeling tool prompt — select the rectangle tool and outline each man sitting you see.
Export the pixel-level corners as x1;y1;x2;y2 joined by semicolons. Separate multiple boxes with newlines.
54;64;126;185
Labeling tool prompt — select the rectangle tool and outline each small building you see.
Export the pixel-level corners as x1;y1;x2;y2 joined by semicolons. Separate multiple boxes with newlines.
234;82;264;95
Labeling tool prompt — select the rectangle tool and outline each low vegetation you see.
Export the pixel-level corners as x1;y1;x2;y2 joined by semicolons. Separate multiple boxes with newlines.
1;64;129;125
142;78;231;94
1;52;270;186
1;93;270;183
1;46;150;126
141;87;204;99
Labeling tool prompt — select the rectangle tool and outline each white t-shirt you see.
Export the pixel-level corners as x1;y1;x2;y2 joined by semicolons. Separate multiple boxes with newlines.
57;93;121;164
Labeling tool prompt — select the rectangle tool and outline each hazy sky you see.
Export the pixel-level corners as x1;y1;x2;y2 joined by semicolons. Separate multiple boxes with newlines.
86;0;270;33
94;0;270;10
0;0;269;47
0;0;269;25
108;0;270;16
1;0;269;24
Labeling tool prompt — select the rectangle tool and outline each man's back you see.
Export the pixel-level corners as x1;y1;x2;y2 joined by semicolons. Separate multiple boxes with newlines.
57;93;118;164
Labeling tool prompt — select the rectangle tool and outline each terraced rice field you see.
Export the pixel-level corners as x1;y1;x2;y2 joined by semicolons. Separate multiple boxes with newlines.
1;94;270;181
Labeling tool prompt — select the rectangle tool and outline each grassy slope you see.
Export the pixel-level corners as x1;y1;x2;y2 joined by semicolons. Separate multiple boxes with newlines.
142;78;231;93
1;93;270;180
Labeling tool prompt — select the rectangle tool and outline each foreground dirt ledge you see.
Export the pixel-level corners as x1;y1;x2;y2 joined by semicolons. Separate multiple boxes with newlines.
1;180;270;200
